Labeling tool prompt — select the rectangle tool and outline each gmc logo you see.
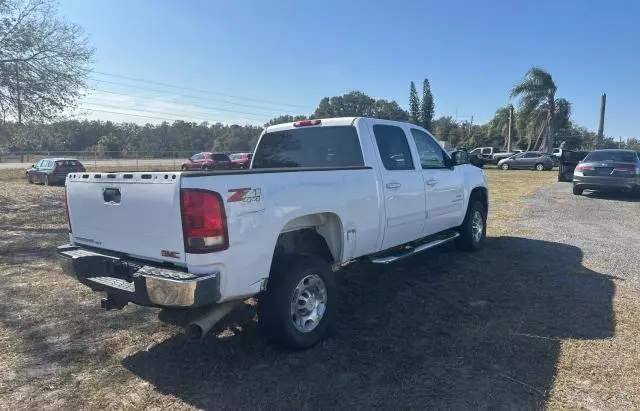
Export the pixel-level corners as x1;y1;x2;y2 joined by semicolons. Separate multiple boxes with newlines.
161;250;180;259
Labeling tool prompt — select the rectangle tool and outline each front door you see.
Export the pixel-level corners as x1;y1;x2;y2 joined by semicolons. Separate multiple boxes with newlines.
408;128;465;235
370;123;426;250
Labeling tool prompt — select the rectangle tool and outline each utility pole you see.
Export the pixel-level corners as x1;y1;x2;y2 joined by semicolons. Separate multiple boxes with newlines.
15;62;22;124
596;93;606;148
507;105;513;152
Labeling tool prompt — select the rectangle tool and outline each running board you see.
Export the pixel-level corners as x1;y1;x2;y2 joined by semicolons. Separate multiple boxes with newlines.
370;232;460;264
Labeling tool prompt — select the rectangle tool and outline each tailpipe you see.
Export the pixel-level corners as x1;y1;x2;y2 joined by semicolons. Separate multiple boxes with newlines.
185;301;241;341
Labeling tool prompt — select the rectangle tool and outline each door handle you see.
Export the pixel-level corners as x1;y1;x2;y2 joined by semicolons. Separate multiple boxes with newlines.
385;182;401;190
425;179;438;186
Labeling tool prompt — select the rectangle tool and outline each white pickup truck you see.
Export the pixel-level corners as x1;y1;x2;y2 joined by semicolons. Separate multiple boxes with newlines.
58;117;489;349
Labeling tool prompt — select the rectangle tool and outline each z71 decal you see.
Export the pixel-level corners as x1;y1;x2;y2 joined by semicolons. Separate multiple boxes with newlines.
227;188;262;203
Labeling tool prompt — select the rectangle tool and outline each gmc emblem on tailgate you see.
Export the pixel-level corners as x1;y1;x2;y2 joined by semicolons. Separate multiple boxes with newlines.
161;250;180;259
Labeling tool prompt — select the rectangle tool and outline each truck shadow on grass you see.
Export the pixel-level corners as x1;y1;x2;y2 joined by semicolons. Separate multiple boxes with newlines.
123;237;615;410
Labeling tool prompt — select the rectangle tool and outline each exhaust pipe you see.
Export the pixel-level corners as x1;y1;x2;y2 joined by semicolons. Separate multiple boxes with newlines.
185;301;241;341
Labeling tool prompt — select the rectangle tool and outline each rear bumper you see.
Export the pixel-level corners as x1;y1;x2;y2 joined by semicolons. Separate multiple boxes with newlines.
573;175;639;191
57;244;220;308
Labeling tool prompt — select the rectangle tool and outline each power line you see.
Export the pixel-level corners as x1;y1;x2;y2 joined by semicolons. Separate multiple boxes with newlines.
73;108;204;123
80;102;263;124
92;70;313;110
82;97;270;119
88;78;306;114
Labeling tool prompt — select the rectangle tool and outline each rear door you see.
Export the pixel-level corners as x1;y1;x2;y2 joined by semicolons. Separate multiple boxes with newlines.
369;123;426;249
408;128;465;235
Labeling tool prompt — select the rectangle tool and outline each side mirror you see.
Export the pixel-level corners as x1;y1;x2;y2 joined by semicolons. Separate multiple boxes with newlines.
450;150;469;166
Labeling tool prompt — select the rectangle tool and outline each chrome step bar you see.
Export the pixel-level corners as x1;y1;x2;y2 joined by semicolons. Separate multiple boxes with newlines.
370;232;460;264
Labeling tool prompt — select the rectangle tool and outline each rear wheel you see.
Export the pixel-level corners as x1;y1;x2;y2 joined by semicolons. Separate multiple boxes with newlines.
572;186;583;196
456;200;486;252
258;254;337;350
535;163;545;171
500;163;509;170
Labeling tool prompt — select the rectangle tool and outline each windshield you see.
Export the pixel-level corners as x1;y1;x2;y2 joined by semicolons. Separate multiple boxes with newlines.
584;151;636;163
252;126;364;168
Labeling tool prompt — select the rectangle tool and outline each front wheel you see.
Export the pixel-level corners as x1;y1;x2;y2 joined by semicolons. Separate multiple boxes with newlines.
456;200;486;252
26;173;33;184
258;254;337;350
535;163;545;171
500;163;509;170
44;174;50;186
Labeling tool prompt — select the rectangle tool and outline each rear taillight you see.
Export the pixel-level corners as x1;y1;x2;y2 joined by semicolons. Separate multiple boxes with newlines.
575;164;594;171
612;166;637;175
64;188;72;233
293;119;321;127
180;189;228;253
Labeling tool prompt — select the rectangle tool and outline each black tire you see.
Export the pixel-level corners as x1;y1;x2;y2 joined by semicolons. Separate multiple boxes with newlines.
258;254;337;350
535;163;545;171
631;186;640;199
456;200;486;252
572;186;583;196
500;163;509;170
558;167;567;182
181;165;187;171
27;173;33;184
44;174;50;186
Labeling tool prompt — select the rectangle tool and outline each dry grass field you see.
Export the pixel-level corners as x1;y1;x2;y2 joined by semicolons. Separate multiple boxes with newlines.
0;167;638;410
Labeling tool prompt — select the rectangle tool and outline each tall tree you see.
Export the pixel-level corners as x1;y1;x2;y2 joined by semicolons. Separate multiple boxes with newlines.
420;78;435;131
488;105;517;149
510;67;558;152
0;0;94;123
409;81;420;125
314;91;408;121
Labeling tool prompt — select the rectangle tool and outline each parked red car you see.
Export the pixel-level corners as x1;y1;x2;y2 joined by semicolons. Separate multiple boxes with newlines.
181;152;231;171
229;152;253;169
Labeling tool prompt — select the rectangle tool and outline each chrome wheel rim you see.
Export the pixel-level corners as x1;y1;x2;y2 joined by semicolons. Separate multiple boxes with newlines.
536;164;544;171
471;211;484;243
290;274;327;333
501;164;508;170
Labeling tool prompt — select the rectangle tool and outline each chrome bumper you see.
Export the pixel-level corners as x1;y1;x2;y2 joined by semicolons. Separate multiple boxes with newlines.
57;244;220;308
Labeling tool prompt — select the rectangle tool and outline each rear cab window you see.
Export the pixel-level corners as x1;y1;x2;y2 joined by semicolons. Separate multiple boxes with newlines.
252;125;365;168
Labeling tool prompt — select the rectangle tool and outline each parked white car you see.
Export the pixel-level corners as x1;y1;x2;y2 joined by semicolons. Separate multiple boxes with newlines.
58;117;489;349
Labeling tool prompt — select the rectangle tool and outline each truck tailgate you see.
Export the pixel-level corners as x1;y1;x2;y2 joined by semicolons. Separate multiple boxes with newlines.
66;172;185;264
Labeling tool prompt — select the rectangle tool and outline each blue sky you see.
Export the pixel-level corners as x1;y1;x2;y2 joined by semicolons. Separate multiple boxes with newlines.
60;0;639;137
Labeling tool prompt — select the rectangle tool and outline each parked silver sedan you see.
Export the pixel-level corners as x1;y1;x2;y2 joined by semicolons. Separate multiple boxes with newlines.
572;149;640;196
497;151;555;171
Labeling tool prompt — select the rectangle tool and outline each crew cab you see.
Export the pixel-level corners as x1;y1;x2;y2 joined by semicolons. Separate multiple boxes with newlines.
58;117;489;349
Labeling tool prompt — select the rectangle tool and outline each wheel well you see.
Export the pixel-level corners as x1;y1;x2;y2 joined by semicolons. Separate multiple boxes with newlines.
469;187;488;212
274;213;342;264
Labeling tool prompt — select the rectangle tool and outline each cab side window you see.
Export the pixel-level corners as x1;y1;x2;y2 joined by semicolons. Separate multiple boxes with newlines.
373;125;414;170
410;129;446;169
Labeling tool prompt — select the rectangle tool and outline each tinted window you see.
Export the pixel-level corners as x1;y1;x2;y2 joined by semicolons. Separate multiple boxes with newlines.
584;151;636;163
190;153;204;161
252;126;365;168
55;160;80;167
373;125;413;170
410;129;446;168
213;154;230;162
523;153;539;158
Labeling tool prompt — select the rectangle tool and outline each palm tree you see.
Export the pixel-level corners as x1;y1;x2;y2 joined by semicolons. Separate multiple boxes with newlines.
510;67;558;152
488;104;517;150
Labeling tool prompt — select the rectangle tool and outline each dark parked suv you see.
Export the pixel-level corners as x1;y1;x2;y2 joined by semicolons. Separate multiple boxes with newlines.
572;149;640;196
26;158;85;186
